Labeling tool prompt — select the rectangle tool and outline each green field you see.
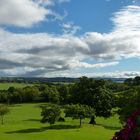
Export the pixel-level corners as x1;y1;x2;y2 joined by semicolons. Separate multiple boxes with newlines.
0;83;33;90
0;103;122;140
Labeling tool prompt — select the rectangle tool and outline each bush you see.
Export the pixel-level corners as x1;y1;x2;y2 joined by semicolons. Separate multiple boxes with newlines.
112;109;140;140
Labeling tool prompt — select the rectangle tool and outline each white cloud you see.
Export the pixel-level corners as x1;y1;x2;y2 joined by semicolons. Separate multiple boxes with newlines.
0;3;140;77
0;0;70;27
58;0;71;4
106;0;140;4
35;0;55;6
69;61;119;69
0;28;120;76
91;71;140;78
0;0;50;27
49;10;68;21
112;5;140;32
61;22;81;34
39;70;140;78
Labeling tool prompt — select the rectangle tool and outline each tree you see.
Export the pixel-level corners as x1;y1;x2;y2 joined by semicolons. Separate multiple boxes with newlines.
91;87;113;117
133;76;140;85
41;104;61;125
124;78;133;86
124;76;140;86
116;87;140;123
64;104;94;127
57;84;70;104
20;86;40;102
7;86;15;94
7;86;16;104
0;105;10;125
40;85;60;104
70;77;113;118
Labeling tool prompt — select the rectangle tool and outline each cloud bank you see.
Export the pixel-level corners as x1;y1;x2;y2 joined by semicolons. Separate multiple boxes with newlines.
0;1;140;77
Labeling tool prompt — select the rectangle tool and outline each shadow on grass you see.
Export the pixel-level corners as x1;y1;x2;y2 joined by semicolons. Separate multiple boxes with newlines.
6;125;80;134
96;123;121;130
23;119;40;122
48;124;79;129
103;125;121;130
9;104;22;107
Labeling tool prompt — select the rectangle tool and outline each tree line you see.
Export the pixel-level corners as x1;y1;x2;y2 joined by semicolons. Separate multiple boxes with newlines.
0;76;140;126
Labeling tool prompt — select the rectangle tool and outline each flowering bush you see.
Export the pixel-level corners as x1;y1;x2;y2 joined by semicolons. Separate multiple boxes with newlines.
112;109;140;140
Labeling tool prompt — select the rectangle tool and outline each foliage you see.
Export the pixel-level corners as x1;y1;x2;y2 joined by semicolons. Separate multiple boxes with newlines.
70;76;113;118
40;85;60;104
64;104;95;127
57;84;70;104
124;76;140;86
106;81;129;93
41;104;61;125
116;87;140;123
112;109;140;140
0;104;10;124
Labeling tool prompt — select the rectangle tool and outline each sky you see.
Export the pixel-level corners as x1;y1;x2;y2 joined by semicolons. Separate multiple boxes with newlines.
0;0;140;78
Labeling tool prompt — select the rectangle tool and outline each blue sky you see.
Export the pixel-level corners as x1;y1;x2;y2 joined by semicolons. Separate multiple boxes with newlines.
0;0;140;78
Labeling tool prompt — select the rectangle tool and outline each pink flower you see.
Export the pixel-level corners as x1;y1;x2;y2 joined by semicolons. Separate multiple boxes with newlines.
112;109;140;140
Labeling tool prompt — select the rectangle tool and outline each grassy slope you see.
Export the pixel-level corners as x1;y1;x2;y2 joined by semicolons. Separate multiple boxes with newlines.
0;83;33;90
0;103;121;140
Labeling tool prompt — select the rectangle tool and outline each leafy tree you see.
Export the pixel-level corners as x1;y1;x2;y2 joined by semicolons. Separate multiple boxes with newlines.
116;87;140;123
91;87;113;117
0;91;7;103
0;105;10;125
57;84;70;104
133;76;140;86
106;81;129;93
40;85;60;104
9;91;22;103
7;86;15;94
20;86;40;102
41;104;61;125
70;77;113;118
64;104;94;127
124;78;133;86
6;86;16;104
124;76;140;86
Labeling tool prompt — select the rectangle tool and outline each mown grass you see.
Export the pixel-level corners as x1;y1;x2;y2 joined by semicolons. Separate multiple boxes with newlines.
0;83;33;90
0;103;122;140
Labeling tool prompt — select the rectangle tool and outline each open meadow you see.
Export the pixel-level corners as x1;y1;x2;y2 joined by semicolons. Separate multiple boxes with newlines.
0;103;121;140
0;83;33;90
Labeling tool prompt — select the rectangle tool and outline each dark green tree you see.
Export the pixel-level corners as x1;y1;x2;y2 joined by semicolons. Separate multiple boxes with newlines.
64;104;94;127
133;76;140;85
40;85;60;104
20;86;40;102
70;77;113;118
124;78;133;86
0;105;10;125
41;104;61;125
57;84;70;104
116;87;140;123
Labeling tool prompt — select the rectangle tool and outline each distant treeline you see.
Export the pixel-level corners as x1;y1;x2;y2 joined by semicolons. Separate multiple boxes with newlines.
0;77;79;83
0;77;124;104
0;77;126;84
124;76;140;86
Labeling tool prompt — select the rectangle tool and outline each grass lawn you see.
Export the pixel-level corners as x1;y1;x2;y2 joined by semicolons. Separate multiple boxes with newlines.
0;83;33;90
0;103;122;140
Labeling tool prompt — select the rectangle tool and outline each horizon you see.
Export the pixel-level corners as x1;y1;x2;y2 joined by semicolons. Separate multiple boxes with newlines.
0;0;140;78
